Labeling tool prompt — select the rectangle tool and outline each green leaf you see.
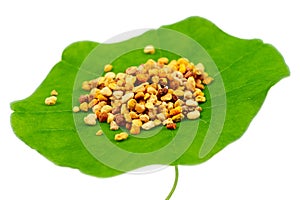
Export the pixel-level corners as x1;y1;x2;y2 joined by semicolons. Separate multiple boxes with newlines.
10;17;289;178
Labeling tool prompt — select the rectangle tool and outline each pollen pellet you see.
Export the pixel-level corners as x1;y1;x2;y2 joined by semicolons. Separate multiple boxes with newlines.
141;121;155;130
169;106;182;116
186;99;198;107
73;106;80;113
166;123;176;130
50;90;58;96
153;119;161;126
101;105;113;113
96;130;104;136
161;93;172;101
114;132;129;141
172;113;184;122
187;110;200;120
82;81;91;91
121;92;134;103
107;113;115;123
203;77;214;85
104;64;113;72
100;86;112;97
140;114;150;123
130;124;141;134
105;72;116;79
79;102;89;112
127;99;137;110
162;118;173;125
110;121;119;130
75;56;213;141
158;57;169;65
135;103;145;114
84;114;97;126
195;96;206;103
143;45;155;54
45;96;57;105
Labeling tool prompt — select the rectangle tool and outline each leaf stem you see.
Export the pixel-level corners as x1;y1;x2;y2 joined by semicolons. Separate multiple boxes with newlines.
166;165;179;200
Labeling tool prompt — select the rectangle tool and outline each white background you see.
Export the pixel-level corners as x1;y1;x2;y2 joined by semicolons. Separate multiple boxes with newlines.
1;0;299;199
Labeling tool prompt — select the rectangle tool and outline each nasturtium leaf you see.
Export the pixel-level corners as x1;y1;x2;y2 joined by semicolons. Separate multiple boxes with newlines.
10;16;289;179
